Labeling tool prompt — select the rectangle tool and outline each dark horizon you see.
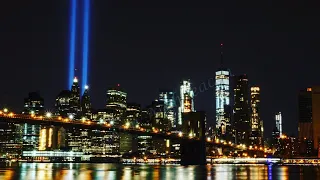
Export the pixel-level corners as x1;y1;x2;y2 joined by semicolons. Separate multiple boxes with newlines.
1;0;320;137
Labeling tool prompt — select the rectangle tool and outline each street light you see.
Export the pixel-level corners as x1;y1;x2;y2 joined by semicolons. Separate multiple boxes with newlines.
68;115;74;120
45;112;52;118
3;108;8;113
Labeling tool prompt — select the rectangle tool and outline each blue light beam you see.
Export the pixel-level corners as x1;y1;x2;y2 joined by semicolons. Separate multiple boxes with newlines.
68;0;77;89
82;0;90;94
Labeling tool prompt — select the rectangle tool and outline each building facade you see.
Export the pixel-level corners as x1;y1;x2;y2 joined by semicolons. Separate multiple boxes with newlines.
159;90;177;129
22;92;44;151
69;77;81;117
233;74;250;145
249;86;263;146
106;84;127;126
81;85;92;119
275;112;282;137
215;69;231;138
178;80;194;126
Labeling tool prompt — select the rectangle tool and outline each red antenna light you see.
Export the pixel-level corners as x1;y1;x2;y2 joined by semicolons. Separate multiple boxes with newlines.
117;84;120;87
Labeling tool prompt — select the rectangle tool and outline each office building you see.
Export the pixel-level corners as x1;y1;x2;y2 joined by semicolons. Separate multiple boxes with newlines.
233;74;250;145
106;84;127;125
69;77;81;117
126;103;141;127
298;88;313;141
81;85;92;119
159;90;177;128
249;86;263;146
0;121;22;159
148;100;167;132
22;92;44;115
22;92;44;151
55;90;72;117
275;112;282;137
215;43;231;139
311;87;320;151
178;80;194;126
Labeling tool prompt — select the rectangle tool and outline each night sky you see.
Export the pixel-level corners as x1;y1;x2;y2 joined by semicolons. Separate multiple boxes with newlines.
1;1;319;137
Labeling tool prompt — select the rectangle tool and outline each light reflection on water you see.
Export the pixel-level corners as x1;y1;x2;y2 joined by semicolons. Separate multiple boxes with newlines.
0;163;319;180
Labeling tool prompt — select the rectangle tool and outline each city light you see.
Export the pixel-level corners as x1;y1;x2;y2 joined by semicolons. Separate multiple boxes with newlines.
68;0;77;88
81;0;91;93
46;112;52;118
178;132;183;137
3;108;8;113
68;114;74;120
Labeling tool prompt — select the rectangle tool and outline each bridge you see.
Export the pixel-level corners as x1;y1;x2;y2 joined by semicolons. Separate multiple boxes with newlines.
0;110;265;165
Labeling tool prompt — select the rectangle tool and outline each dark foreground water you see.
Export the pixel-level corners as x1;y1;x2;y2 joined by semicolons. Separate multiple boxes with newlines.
0;163;320;180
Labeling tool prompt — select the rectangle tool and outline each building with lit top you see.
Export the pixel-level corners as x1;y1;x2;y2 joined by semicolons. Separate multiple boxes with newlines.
81;85;92;119
215;43;231;140
69;77;81;117
233;74;250;145
159;90;177;129
178;80;194;126
297;86;320;154
275;112;282;137
215;69;231;138
249;86;263;146
298;88;314;156
22;92;44;151
106;84;127;125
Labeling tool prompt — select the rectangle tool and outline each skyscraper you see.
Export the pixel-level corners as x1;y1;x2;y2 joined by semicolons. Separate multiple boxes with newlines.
126;103;141;126
275;112;282;137
148;100;167;132
298;88;313;156
55;90;72;117
310;87;320;151
233;74;250;145
106;84;127;125
22;92;44;150
178;80;194;126
249;86;263;146
159;90;177;128
298;88;313;141
70;77;81;117
81;85;92;119
298;87;320;154
215;43;231;138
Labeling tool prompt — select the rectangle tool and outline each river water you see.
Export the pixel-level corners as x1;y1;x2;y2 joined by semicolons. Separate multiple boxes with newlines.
0;163;319;179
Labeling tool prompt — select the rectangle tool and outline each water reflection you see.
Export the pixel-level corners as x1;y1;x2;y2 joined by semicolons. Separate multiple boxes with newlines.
1;163;320;180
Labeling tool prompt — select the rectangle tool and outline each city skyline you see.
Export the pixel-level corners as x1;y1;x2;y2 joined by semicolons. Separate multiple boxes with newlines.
1;1;320;138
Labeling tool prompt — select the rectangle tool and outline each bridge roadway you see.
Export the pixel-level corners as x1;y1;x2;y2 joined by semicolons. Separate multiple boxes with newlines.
0;112;262;152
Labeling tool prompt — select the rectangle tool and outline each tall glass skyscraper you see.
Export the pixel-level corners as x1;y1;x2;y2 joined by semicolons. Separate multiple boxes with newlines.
22;92;44;151
215;69;230;136
159;90;177;128
275;112;282;137
106;84;127;125
178;80;194;126
250;86;263;146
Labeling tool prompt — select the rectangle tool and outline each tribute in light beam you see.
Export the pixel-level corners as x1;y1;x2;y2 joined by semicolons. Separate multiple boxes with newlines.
68;0;77;89
82;0;90;94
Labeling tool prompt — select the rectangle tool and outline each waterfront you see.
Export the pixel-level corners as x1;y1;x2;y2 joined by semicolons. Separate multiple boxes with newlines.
0;163;320;180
